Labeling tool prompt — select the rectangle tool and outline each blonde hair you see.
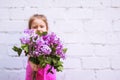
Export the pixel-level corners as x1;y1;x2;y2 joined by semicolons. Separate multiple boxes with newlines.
28;14;48;30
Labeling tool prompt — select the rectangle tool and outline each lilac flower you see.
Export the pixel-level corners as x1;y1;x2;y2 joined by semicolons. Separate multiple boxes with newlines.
20;29;66;58
20;37;30;44
32;34;39;42
33;51;40;57
24;29;34;36
13;29;67;73
41;45;51;55
36;38;44;46
60;53;66;59
42;34;51;45
56;47;65;59
50;33;62;45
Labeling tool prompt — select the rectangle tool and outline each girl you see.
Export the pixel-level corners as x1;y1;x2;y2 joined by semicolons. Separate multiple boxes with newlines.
26;14;56;80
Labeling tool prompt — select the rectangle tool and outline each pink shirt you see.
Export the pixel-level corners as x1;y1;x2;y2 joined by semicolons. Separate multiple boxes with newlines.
26;61;56;80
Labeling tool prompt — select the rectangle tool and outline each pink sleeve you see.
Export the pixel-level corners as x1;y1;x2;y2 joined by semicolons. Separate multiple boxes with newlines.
25;61;33;80
26;61;56;80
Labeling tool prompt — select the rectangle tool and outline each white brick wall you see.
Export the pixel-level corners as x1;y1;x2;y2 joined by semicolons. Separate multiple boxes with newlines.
0;0;120;80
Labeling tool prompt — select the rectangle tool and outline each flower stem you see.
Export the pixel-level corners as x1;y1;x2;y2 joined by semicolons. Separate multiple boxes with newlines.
32;71;37;80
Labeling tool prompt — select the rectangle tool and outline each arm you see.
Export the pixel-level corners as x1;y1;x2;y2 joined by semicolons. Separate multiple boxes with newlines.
28;54;39;71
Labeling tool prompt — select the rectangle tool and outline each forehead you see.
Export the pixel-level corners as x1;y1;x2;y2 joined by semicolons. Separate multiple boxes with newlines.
32;18;46;25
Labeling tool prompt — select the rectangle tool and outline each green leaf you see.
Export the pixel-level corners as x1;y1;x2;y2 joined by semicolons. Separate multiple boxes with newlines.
47;66;54;74
49;70;54;74
38;55;44;60
36;30;47;36
12;46;22;56
42;32;48;36
63;48;67;53
24;46;28;52
51;47;56;53
57;61;63;66
38;55;47;68
21;44;26;49
57;66;63;72
53;55;60;61
21;44;29;53
29;57;39;65
36;30;41;36
45;58;51;64
52;58;57;64
41;63;46;67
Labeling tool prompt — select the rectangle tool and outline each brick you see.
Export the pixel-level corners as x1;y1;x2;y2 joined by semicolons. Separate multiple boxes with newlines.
0;0;10;8
9;8;29;20
0;57;23;69
66;43;95;56
52;19;84;32
96;70;120;80
94;45;120;56
22;57;28;69
9;8;42;20
0;20;27;32
8;0;25;8
0;70;9;80
66;8;93;19
57;31;94;44
76;32;93;44
24;8;49;20
83;19;113;32
7;44;21;56
63;58;81;69
82;57;110;69
42;8;67;19
98;0;112;7
105;32;120;44
7;44;29;58
110;57;120;69
116;32;120;44
0;33;21;44
93;8;120;20
0;44;8;56
54;0;111;8
111;0;120;7
8;71;26;80
64;70;95;80
54;0;82;7
0;0;24;8
0;70;25;80
0;0;53;8
87;32;107;44
57;32;80;43
87;32;120;45
56;71;65;80
80;0;111;8
9;8;67;20
24;0;53;8
0;8;9;20
112;19;120;31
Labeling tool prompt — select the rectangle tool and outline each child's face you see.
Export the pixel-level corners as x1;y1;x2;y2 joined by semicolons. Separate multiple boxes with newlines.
31;18;47;33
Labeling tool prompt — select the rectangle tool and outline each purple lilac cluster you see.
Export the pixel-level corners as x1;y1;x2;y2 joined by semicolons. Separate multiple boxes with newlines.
20;29;66;59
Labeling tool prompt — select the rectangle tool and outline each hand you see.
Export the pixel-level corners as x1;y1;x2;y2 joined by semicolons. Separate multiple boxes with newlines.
29;60;38;71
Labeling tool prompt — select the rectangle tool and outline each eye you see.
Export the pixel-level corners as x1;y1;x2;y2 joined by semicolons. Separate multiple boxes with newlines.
40;26;44;28
33;26;37;29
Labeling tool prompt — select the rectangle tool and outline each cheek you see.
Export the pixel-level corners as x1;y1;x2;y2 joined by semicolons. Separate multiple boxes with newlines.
44;28;47;31
31;28;37;32
33;29;37;33
43;26;48;31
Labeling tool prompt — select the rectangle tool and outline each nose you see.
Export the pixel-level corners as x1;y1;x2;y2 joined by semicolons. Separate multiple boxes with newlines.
37;26;42;33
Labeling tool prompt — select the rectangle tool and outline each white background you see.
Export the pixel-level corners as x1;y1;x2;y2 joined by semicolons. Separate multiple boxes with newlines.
0;0;120;80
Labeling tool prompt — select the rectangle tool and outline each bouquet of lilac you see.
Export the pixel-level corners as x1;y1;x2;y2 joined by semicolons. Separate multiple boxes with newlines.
12;29;67;73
